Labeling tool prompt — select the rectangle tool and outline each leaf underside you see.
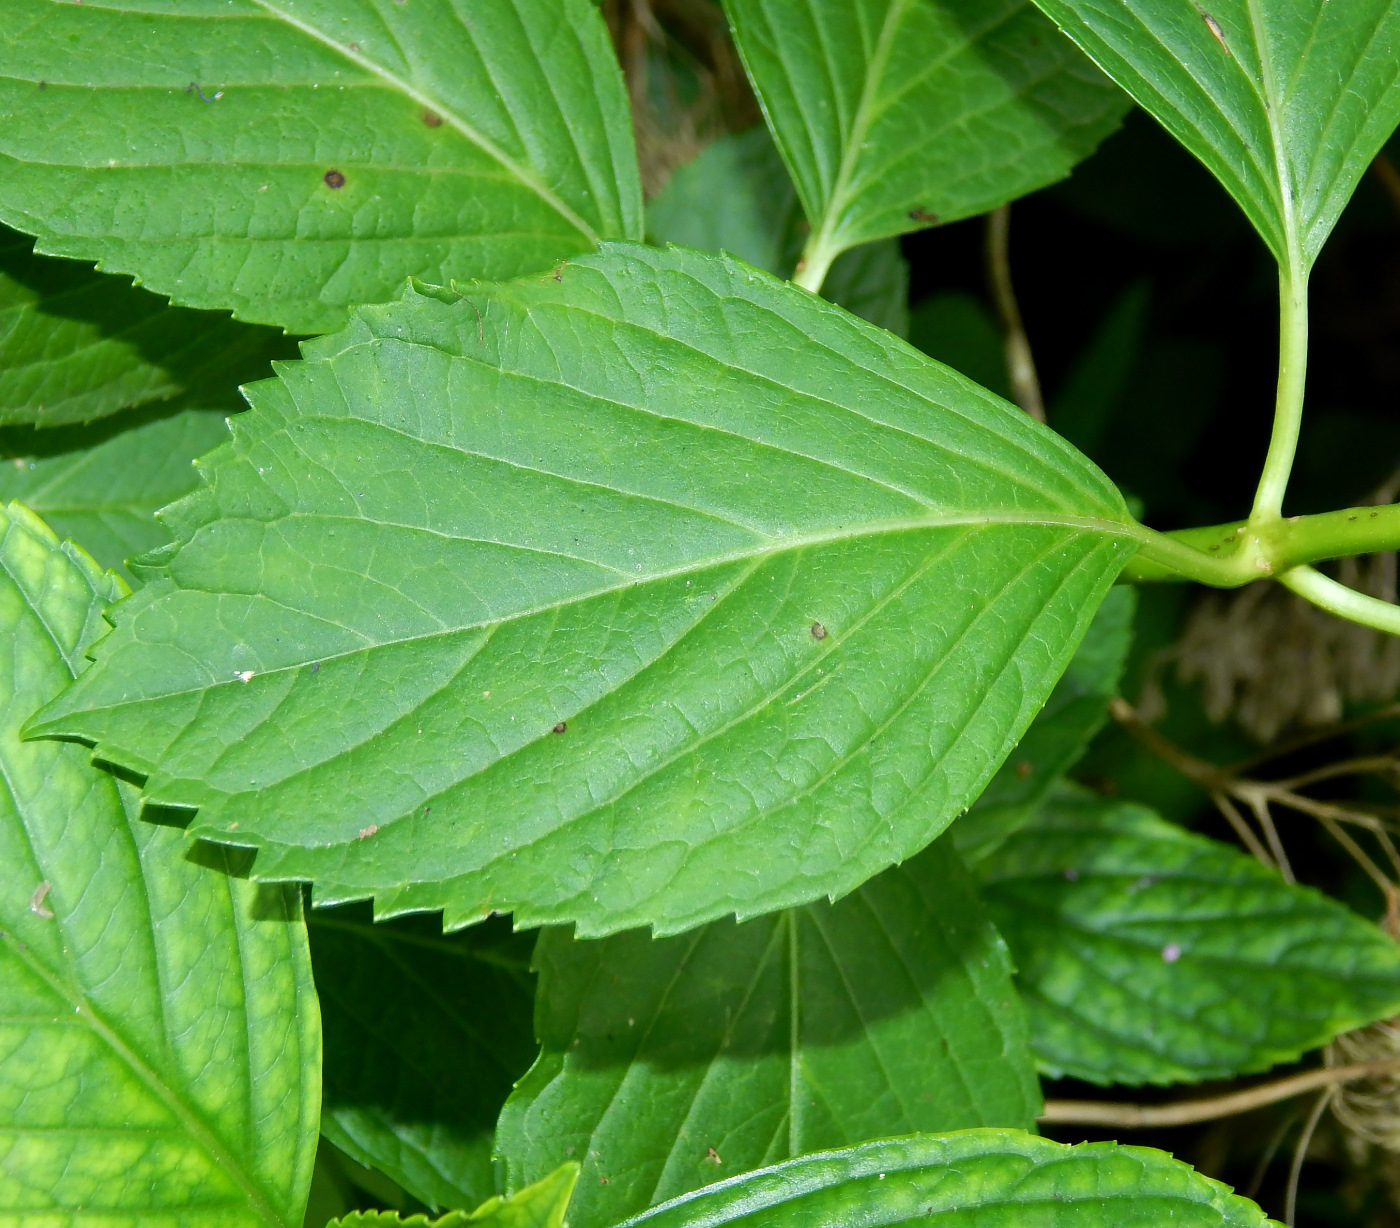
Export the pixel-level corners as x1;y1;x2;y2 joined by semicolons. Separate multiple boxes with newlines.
979;784;1400;1085
0;502;320;1227
609;1130;1277;1228
0;0;641;334
0;407;234;583
31;242;1135;938
497;838;1038;1228
724;0;1130;257
311;910;537;1211
329;1163;578;1228
0;226;296;427
1028;0;1400;269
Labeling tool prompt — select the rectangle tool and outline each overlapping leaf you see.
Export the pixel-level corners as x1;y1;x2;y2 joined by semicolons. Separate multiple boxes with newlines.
0;226;294;426
328;1163;578;1228
609;1130;1276;1228
1028;0;1400;269
0;502;320;1226
0;0;641;334
311;911;536;1211
496;840;1037;1228
646;126;909;335
978;784;1400;1085
0;407;233;582
723;0;1129;277
31;242;1137;938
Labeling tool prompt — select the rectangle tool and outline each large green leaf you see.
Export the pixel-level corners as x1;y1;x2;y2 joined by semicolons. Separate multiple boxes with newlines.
609;1130;1276;1228
1028;0;1400;269
0;227;295;426
722;0;1128;280
310;910;537;1211
0;407;233;583
31;243;1137;938
0;502;320;1226
496;840;1038;1228
0;0;641;334
328;1164;578;1228
646;126;909;335
978;784;1400;1085
955;585;1134;863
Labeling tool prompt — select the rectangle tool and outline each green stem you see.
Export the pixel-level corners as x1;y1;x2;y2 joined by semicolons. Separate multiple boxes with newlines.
1277;565;1400;636
1250;265;1309;523
792;233;839;295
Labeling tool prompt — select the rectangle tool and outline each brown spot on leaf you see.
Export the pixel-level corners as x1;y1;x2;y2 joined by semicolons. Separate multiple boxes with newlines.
810;622;828;640
553;721;568;734
323;168;346;189
705;1147;722;1165
422;110;443;127
1015;760;1033;779
908;208;939;225
358;824;379;840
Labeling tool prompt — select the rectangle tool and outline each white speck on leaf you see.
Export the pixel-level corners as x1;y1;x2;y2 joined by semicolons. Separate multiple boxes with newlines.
29;881;54;918
1162;943;1182;962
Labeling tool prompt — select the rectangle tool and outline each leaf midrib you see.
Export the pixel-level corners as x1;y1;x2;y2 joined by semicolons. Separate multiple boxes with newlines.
243;0;600;247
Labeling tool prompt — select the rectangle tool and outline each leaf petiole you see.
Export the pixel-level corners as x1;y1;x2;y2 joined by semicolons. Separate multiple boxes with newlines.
1250;265;1310;523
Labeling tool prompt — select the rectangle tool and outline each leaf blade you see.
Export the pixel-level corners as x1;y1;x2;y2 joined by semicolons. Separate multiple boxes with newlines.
0;502;320;1226
30;244;1136;937
0;0;641;333
496;840;1038;1228
978;784;1400;1085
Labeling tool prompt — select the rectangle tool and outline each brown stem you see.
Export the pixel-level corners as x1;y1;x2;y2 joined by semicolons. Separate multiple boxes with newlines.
1039;1059;1400;1128
1285;1089;1331;1226
986;204;1046;422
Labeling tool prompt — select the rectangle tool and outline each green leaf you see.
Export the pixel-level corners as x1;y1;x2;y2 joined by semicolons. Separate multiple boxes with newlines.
310;911;537;1211
609;1130;1276;1228
646;127;909;334
496;840;1038;1228
0;502;320;1226
0;407;233;583
955;585;1134;864
0;225;295;426
1027;0;1400;270
0;0;641;334
31;242;1137;939
722;0;1129;279
327;1163;578;1228
978;784;1400;1085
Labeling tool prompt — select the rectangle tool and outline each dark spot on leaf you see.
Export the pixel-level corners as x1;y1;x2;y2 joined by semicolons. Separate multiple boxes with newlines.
1015;760;1032;779
37;80;46;89
422;110;443;127
553;721;568;734
324;169;346;189
599;1177;610;1185
310;662;320;673
810;621;827;640
908;208;939;225
705;1147;722;1165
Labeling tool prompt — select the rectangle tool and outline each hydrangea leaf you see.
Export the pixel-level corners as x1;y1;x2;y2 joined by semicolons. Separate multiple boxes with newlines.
0;0;641;334
495;840;1038;1228
310;911;536;1211
609;1130;1277;1228
0;407;233;583
31;242;1138;938
1028;0;1400;270
0;226;294;427
0;502;320;1226
722;0;1129;278
978;784;1400;1085
326;1163;578;1228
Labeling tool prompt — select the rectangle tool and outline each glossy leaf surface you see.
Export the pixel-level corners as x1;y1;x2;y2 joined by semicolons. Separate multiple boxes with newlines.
979;785;1400;1085
0;407;233;583
0;0;641;333
1029;0;1400;268
0;502;320;1226
311;911;536;1210
328;1163;578;1228
646;126;909;335
0;226;293;426
32;243;1136;938
496;840;1037;1228
723;0;1128;270
611;1130;1275;1228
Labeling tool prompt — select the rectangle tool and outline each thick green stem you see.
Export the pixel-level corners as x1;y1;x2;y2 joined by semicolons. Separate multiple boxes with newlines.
792;233;839;295
1250;266;1309;523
